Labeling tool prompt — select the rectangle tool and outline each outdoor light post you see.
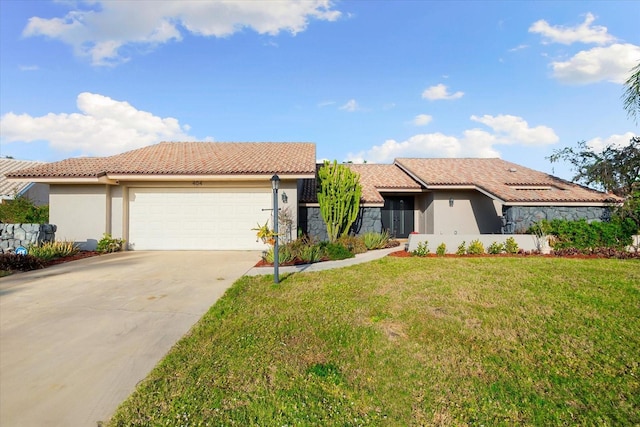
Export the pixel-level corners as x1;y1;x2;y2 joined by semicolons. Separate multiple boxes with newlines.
271;174;280;284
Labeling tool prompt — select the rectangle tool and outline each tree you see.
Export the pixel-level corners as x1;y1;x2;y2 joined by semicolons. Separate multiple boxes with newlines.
317;160;362;242
547;137;640;198
623;61;640;124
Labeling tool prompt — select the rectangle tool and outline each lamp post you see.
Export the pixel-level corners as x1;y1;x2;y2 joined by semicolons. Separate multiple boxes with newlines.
271;174;280;284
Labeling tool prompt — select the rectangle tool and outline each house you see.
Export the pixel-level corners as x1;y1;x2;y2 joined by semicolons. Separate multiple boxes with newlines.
6;142;316;250
302;158;619;239
7;142;619;250
0;158;49;205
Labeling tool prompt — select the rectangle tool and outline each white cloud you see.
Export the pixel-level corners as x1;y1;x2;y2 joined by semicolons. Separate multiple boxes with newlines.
586;131;636;152
317;100;336;108
339;99;359;112
529;12;616;45
0;92;193;156
413;114;433;126
550;43;640;84
422;84;464;101
508;44;529;52
346;114;557;163
19;65;39;71
470;114;559;145
22;0;341;66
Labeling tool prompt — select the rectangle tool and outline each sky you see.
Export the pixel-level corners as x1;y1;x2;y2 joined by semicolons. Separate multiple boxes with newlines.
0;0;638;182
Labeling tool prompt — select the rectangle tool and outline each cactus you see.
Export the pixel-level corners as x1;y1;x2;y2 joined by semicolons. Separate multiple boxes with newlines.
317;160;362;243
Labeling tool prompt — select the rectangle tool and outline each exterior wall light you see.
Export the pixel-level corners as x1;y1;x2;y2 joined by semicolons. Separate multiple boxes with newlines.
281;191;288;204
449;197;454;207
271;174;280;284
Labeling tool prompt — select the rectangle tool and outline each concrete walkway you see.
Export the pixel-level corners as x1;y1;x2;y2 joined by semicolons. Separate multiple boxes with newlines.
0;251;259;427
246;246;400;276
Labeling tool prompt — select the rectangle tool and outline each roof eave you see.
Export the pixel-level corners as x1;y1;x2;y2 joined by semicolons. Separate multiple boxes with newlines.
106;173;315;181
502;200;621;206
7;176;117;184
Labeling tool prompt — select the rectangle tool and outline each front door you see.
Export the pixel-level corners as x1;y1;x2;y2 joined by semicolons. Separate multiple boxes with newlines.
381;196;414;238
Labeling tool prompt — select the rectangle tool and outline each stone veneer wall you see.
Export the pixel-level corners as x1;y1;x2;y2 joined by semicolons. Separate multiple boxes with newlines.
0;224;57;253
502;206;611;234
299;207;382;241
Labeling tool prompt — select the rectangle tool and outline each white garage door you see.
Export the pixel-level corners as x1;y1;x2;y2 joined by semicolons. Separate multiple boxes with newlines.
129;187;272;250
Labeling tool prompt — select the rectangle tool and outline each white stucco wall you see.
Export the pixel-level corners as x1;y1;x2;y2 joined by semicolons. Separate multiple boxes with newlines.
109;186;123;240
50;184;107;250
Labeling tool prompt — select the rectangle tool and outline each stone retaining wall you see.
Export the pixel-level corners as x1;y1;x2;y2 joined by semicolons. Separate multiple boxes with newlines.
501;206;611;233
0;224;57;253
300;207;382;241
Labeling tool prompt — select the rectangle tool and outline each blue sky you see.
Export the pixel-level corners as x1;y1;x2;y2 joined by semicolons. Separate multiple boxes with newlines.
0;0;638;181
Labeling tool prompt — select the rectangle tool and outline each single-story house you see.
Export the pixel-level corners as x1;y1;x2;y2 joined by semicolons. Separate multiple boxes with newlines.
7;142;619;250
0;158;50;205
301;157;619;240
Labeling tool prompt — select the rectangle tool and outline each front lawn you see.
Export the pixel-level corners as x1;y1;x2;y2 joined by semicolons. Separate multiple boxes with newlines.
109;257;640;426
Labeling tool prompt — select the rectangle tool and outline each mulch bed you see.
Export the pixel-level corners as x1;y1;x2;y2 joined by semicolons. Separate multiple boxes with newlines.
43;251;102;267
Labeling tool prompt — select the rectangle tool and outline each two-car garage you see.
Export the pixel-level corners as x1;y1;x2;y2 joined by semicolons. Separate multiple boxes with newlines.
128;187;273;250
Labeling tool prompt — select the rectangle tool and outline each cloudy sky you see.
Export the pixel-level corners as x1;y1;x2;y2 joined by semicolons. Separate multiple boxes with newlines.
0;1;638;181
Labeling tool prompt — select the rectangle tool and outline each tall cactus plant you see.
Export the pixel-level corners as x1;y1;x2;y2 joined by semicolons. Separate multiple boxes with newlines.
317;160;362;242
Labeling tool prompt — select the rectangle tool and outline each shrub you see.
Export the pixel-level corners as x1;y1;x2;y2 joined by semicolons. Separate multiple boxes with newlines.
0;196;49;223
28;240;79;261
456;241;466;256
504;237;519;254
298;244;323;263
436;242;446;256
0;253;44;272
337;235;367;255
96;233;125;253
535;218;635;251
487;241;505;255
263;245;295;264
362;231;390;250
412;241;429;257
467;239;485;255
319;242;354;260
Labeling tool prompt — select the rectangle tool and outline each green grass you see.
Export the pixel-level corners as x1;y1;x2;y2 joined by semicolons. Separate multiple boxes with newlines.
108;257;640;426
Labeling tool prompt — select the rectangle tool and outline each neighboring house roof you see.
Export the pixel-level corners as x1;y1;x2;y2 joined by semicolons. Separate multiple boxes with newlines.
0;158;45;200
301;163;423;205
395;158;620;204
7;142;317;181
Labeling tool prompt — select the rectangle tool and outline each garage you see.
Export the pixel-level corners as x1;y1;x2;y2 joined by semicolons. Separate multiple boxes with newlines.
128;187;273;250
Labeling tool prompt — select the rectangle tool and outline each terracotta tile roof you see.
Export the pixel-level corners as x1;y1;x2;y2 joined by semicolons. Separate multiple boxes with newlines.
300;163;422;204
395;158;620;204
1;159;46;197
7;142;317;178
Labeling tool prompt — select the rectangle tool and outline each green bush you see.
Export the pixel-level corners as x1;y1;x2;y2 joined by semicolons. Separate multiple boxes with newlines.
319;242;354;260
28;240;79;261
362;231;390;250
467;239;485;255
487;241;505;255
0;196;49;223
337;235;367;254
298;244;323;263
96;233;125;253
456;241;466;256
533;218;635;251
504;237;519;254
436;242;446;256
0;253;44;271
263;245;295;264
412;241;429;257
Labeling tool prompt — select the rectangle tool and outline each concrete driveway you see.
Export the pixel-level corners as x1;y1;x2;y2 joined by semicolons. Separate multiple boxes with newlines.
0;250;260;427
